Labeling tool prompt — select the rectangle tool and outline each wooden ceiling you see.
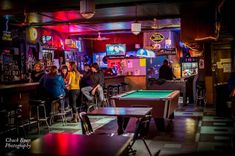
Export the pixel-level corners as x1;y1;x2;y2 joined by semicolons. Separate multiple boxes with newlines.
1;0;221;35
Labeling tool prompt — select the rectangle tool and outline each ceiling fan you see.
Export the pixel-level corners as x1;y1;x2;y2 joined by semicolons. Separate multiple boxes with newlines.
142;18;180;30
83;32;110;41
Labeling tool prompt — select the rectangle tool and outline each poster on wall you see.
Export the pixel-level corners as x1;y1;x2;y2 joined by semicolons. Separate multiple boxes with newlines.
144;31;175;50
223;63;231;73
199;58;205;69
127;61;133;68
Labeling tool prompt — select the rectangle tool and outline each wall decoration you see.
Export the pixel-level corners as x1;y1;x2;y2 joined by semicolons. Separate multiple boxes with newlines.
150;32;164;43
199;58;205;69
27;27;38;43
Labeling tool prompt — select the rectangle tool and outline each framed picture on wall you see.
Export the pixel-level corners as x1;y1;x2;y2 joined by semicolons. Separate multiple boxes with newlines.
199;58;204;69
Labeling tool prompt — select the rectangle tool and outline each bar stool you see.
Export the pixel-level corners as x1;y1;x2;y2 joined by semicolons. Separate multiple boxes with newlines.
120;82;129;93
102;87;110;107
29;99;50;133
94;88;109;107
80;93;89;112
196;82;206;107
6;93;27;137
7;104;26;137
87;93;100;112
50;95;67;125
107;84;119;97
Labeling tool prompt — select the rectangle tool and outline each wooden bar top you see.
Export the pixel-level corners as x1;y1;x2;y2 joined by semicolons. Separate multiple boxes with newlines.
16;133;131;156
0;82;39;92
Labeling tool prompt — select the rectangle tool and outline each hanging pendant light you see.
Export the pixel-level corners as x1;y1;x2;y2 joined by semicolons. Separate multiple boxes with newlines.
131;5;141;35
65;24;72;45
131;22;141;35
80;0;95;19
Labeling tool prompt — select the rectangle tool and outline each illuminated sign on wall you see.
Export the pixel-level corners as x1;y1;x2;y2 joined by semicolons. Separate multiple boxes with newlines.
2;31;12;41
27;27;38;43
42;36;52;44
156;48;176;55
150;32;164;43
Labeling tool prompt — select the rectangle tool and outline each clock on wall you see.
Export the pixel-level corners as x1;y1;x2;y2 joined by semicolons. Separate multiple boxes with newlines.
27;27;38;43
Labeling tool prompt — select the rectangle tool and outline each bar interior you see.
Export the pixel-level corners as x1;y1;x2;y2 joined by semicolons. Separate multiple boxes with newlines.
0;0;235;155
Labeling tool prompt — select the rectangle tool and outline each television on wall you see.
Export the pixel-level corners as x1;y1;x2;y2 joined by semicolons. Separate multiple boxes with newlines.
93;52;108;68
136;49;156;58
106;44;126;56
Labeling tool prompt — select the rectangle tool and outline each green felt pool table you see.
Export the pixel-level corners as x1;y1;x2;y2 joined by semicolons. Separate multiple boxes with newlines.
111;90;180;119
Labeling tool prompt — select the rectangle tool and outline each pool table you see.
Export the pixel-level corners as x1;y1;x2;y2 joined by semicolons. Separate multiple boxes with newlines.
111;90;180;119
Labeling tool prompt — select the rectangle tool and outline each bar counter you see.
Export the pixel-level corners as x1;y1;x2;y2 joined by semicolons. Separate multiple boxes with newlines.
0;82;39;93
104;75;146;90
0;82;40;119
104;75;125;87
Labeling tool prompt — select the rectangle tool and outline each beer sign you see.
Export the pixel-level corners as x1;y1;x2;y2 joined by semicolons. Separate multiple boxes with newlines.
150;32;164;43
2;31;12;41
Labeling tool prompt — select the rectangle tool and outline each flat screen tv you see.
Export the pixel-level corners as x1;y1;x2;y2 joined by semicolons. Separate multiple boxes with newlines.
106;44;126;56
93;52;108;68
136;49;156;58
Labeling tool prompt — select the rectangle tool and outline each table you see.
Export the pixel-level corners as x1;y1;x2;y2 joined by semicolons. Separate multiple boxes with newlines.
0;82;40;119
87;107;152;118
147;79;187;106
88;107;152;135
111;90;180;119
16;133;132;156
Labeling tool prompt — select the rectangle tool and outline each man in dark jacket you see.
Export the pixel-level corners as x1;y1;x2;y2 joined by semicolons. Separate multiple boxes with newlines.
159;59;174;80
80;64;92;88
81;63;105;105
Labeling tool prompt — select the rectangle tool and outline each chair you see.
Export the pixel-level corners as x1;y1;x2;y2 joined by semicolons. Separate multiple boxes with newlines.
79;112;93;135
128;115;158;156
79;112;114;136
79;112;159;155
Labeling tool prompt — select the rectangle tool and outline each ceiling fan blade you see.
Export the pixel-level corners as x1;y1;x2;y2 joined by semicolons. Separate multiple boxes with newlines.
83;32;110;40
83;37;110;41
83;38;97;40
97;37;110;40
158;24;180;29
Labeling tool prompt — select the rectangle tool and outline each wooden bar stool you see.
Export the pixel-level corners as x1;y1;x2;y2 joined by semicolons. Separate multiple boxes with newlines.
49;95;67;126
29;99;50;133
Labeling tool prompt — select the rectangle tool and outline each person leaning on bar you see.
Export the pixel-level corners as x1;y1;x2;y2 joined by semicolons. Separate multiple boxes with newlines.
39;65;65;116
30;63;45;82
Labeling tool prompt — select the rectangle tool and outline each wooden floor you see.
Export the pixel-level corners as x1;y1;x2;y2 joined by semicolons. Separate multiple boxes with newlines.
1;103;235;155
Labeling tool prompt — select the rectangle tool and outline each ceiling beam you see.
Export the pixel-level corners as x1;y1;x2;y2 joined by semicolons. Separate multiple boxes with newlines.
29;15;180;27
0;0;217;16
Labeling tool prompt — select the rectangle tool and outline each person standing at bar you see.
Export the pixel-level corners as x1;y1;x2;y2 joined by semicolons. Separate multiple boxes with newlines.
40;65;65;116
67;61;82;122
159;59;174;80
81;63;105;106
60;65;69;109
30;63;45;82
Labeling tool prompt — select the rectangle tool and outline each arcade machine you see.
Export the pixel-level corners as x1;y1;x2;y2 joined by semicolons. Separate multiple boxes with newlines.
180;57;198;78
